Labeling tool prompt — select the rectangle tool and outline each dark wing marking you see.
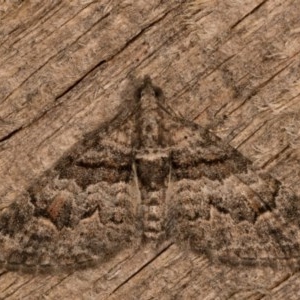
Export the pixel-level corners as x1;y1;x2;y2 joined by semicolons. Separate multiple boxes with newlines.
0;110;139;272
165;114;300;269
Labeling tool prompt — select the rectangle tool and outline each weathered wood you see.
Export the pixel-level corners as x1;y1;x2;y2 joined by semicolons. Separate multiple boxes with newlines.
0;0;300;299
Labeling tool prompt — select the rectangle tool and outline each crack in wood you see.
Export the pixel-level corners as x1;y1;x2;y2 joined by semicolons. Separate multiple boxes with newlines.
0;1;62;49
1;11;111;110
36;273;73;299
0;6;177;143
261;144;290;170
235;120;269;149
0;277;34;300
0;126;23;143
108;243;173;297
228;60;296;116
230;0;269;30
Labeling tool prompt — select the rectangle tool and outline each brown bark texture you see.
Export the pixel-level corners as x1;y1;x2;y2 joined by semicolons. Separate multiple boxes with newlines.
0;0;300;299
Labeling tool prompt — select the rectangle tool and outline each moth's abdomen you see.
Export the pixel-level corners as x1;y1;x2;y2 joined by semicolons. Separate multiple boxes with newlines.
135;152;170;241
141;190;166;241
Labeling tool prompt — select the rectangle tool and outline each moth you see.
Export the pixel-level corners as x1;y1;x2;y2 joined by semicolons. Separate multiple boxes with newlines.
1;76;300;273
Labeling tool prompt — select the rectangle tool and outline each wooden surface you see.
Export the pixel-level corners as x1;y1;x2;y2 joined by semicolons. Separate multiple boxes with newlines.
1;0;300;299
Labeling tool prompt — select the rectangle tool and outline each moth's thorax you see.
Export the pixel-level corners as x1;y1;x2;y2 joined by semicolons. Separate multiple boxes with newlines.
137;84;162;149
135;150;170;190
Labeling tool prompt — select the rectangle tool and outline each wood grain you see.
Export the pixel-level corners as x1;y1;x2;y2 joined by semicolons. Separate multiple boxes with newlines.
0;0;300;299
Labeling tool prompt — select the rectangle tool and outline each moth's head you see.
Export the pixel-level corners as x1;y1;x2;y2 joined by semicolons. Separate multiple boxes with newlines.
137;76;163;111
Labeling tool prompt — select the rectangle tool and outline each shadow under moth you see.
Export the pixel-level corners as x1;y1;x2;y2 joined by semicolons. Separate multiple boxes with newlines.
1;76;300;273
